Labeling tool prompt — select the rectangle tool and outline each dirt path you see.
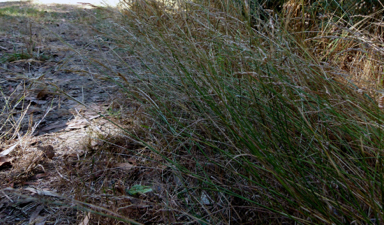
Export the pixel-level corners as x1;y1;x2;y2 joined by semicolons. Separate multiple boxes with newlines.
0;3;129;223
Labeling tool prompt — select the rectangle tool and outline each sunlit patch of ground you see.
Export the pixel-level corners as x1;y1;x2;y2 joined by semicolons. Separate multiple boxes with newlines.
0;0;121;7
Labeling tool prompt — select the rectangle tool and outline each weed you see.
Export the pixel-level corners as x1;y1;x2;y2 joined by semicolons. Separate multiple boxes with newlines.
0;53;32;63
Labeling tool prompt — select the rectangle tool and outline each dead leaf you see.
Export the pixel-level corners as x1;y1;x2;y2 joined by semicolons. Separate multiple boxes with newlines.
79;212;91;225
37;145;55;159
66;151;85;158
25;187;60;197
30;173;48;180
65;119;88;130
36;173;48;179
115;181;125;194
37;89;52;100
88;115;100;120
34;216;47;225
115;163;134;171
29;205;44;224
127;158;137;165
0;143;18;157
0;156;13;168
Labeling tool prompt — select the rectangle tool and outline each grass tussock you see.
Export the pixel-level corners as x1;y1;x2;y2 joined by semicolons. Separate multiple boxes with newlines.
65;0;384;223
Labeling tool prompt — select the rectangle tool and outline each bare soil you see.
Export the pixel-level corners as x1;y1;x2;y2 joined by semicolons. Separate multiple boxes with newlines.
0;2;137;224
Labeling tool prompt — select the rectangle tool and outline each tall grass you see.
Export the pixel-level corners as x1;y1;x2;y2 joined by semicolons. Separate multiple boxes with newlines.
83;0;384;223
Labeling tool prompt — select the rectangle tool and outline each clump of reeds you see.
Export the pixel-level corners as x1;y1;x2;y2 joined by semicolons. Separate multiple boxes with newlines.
73;0;384;223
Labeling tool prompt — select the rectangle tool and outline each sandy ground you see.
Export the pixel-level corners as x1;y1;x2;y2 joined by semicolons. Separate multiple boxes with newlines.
0;3;135;224
0;0;121;7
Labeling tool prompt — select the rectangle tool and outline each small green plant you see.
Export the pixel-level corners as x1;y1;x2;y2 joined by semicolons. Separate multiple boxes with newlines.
126;185;152;196
106;107;121;118
0;5;46;19
0;52;32;63
0;51;51;63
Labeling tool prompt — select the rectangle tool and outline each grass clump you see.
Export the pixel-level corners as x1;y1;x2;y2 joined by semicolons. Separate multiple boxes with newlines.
65;0;384;223
0;5;46;18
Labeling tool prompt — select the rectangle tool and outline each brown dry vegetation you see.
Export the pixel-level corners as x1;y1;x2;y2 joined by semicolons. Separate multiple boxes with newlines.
2;0;384;224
